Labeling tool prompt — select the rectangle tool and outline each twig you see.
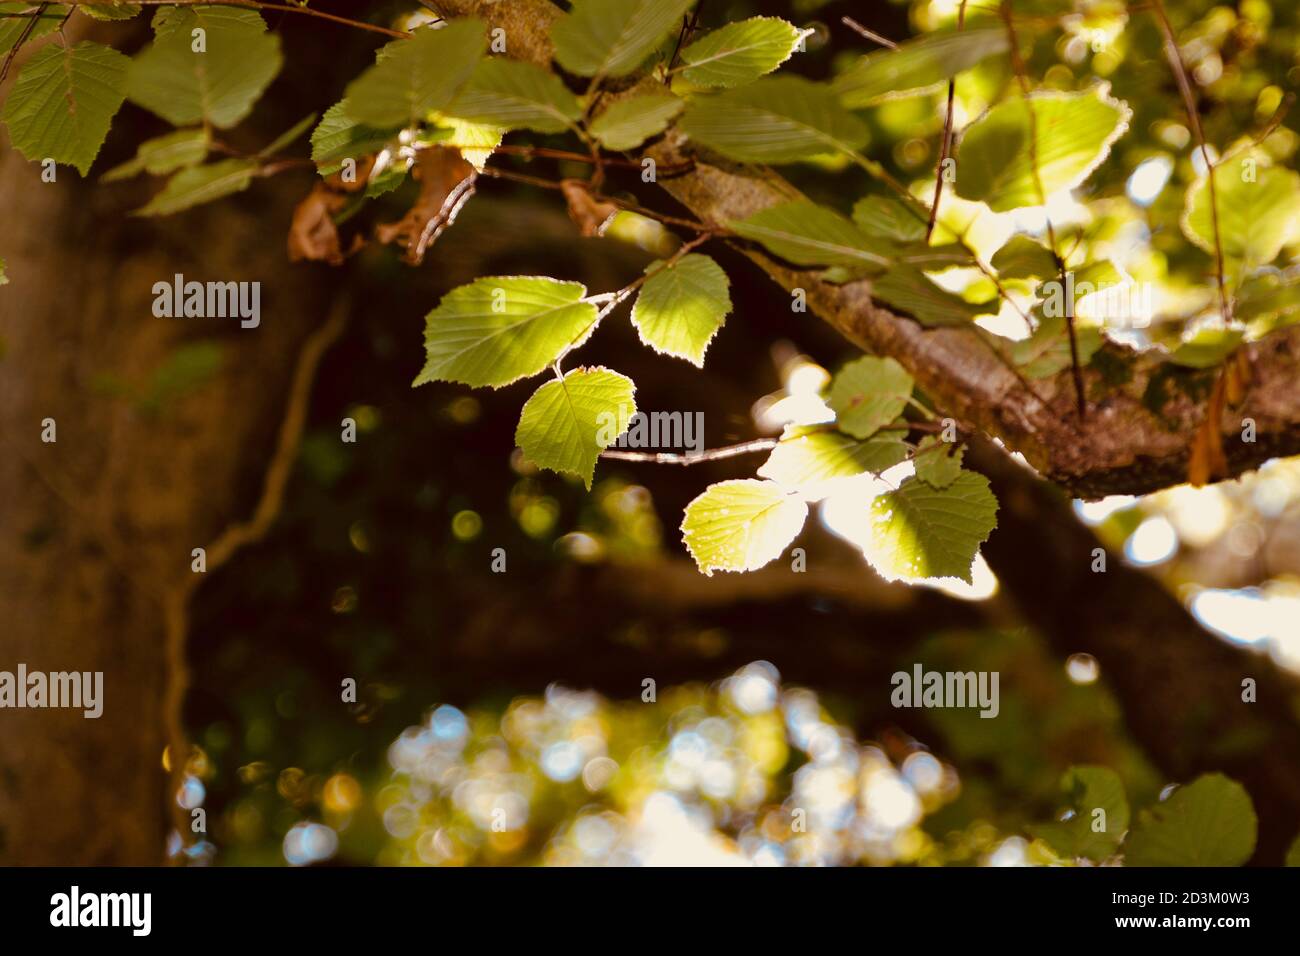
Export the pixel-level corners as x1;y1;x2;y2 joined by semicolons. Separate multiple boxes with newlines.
841;17;899;49
55;0;411;38
1002;1;1086;418
601;437;778;465
0;2;46;88
162;296;350;861
1149;0;1231;325
664;1;704;84
927;0;968;242
478;164;715;232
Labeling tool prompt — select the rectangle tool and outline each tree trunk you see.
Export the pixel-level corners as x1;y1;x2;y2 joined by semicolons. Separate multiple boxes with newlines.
0;130;339;863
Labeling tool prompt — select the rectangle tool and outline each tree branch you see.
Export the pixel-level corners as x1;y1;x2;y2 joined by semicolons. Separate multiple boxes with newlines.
437;0;1300;499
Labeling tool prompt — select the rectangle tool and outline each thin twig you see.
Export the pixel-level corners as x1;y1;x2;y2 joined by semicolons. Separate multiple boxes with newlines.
162;297;350;861
54;0;412;38
927;0;968;242
601;437;778;465
841;17;899;49
478;164;715;232
1150;0;1231;325
0;2;46;88
1003;1;1086;418
664;1;704;84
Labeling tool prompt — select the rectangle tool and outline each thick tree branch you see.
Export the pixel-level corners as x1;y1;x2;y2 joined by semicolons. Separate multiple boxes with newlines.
440;0;1300;499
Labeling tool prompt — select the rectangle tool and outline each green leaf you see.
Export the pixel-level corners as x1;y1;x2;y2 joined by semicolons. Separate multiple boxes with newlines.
126;7;282;129
866;471;998;583
132;158;257;216
444;58;580;134
630;254;730;366
914;436;965;489
551;0;694;78
678;75;867;164
310;100;400;171
1183;162;1300;267
515;367;635;489
828;356;913;439
991;234;1057;280
364;155;410;198
0;3;68;54
955;86;1131;212
852;195;927;242
102;128;208;182
1028;766;1130;863
3;41;128;176
1125;773;1257;867
415;276;599;389
1012;314;1103;378
1168;326;1244;369
1237;271;1300;338
679;16;804;88
872;264;994;326
424;116;504;172
81;3;140;20
758;425;909;498
729;201;889;269
1287;834;1300;867
681;479;808;575
589;91;683;150
0;257;8;286
344;20;486;127
833;26;1010;108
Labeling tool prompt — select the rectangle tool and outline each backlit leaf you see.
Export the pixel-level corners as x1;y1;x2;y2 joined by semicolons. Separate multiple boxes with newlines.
828;356;914;439
865;471;998;583
415;276;599;388
955;86;1131;212
914;436;965;489
679;16;803;88
515;367;635;489
681;479;808;575
833;26;1010;108
630;253;731;366
1183;162;1300;268
991;234;1057;280
758;425;909;498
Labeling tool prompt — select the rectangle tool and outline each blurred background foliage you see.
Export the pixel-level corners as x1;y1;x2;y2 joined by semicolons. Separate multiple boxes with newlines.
157;0;1300;864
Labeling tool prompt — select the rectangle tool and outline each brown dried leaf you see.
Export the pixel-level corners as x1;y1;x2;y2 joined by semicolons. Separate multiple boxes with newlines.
561;179;618;237
1224;348;1252;405
1187;371;1229;487
288;182;351;266
375;146;476;265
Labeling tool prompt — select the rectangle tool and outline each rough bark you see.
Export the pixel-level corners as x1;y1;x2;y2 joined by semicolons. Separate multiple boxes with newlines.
439;0;1300;499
